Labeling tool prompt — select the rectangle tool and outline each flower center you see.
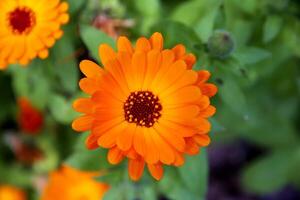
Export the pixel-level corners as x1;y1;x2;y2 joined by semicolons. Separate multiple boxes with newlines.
8;7;36;34
124;91;162;127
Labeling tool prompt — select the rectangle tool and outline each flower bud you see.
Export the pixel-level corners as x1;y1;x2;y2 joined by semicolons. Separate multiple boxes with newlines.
207;30;235;59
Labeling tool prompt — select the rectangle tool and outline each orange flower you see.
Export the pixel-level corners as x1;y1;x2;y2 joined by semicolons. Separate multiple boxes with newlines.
0;185;26;200
40;165;109;200
0;0;69;69
72;32;217;181
17;97;43;134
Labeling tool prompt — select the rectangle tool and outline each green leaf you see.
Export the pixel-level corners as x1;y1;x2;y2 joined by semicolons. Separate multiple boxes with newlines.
234;47;271;65
194;8;219;42
242;150;294;194
103;185;126;200
65;133;111;171
178;149;208;198
80;25;115;63
0;164;33;187
135;0;160;16
49;95;77;124
263;15;282;43
10;62;51;110
218;72;248;115
288;147;300;187
172;0;221;27
9;65;30;97
159;151;208;200
67;0;85;15
152;21;201;51
52;33;79;93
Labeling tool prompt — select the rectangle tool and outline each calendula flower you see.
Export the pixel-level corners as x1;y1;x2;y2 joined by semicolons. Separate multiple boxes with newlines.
0;185;26;200
0;0;69;69
41;165;109;200
72;32;217;181
18;97;43;134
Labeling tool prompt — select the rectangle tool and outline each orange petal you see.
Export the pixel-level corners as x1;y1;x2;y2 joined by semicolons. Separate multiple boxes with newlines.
163;105;200;120
185;138;199;155
133;126;147;157
142;50;161;90
197;70;211;84
79;78;100;94
128;158;145;181
107;146;125;164
105;59;130;94
173;151;185;166
92;90;122;108
147;163;163;181
149;32;163;50
131;52;147;90
150;50;175;89
99;44;117;66
196;96;210;110
158;120;197;137
73;98;94;114
149;128;175;165
163;86;202;107
172;44;185;59
193;134;211;146
96;73;127;101
183;53;196;69
200;83;218;97
117;36;133;54
195;118;211;134
91;116;125;138
80;60;104;78
125;148;139;159
98;122;127;148
152;60;186;94
154;123;185;152
85;134;99;150
117;123;136;151
135;37;151;52
93;107;123;122
198;105;216;118
72;115;94;132
160;70;198;98
144;128;159;164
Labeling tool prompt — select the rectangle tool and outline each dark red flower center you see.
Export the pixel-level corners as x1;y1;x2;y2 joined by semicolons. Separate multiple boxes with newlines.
124;91;162;127
8;7;36;34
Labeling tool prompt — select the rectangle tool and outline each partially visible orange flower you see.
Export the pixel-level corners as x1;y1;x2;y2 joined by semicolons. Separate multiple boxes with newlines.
72;32;217;181
0;185;26;200
0;0;69;69
17;97;43;134
40;165;109;200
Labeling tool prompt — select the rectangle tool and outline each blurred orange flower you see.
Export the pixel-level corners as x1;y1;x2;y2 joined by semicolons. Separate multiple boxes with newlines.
72;32;217;181
40;165;109;200
0;185;26;200
0;0;69;69
17;97;43;134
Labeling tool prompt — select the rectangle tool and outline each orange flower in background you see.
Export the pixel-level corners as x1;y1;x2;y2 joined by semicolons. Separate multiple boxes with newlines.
41;165;109;200
72;32;217;181
0;0;69;69
0;185;26;200
18;97;43;134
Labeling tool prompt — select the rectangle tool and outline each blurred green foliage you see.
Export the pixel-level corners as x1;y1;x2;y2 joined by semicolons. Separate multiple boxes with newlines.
1;0;300;199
